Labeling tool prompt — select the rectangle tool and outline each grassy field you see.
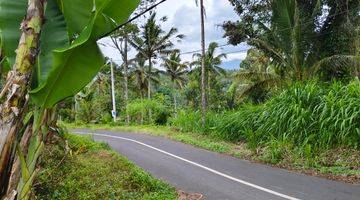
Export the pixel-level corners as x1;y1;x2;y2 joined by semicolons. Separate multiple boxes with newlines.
32;133;178;200
64;123;360;184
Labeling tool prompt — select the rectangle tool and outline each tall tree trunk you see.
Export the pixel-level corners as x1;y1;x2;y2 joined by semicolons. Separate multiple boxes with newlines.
207;73;211;105
172;81;178;117
140;90;144;125
147;57;152;121
0;0;45;196
199;0;206;127
124;37;130;125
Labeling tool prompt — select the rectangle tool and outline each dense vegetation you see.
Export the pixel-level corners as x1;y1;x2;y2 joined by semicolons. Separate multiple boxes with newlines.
0;0;359;198
57;0;359;181
33;133;177;200
171;81;360;150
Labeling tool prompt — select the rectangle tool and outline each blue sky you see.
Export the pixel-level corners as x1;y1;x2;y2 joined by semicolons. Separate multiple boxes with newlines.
99;0;250;70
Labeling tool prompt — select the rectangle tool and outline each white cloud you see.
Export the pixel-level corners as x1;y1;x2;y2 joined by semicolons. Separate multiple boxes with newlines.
227;52;248;61
99;0;250;69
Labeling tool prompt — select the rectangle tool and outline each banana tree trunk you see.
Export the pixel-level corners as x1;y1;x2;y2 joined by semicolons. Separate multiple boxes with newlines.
0;0;45;196
0;48;4;90
15;109;51;200
6;119;33;196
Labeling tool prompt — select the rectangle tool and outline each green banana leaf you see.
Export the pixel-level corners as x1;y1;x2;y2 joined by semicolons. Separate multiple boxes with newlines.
60;0;139;39
31;0;139;108
0;0;28;68
0;0;139;108
37;0;69;85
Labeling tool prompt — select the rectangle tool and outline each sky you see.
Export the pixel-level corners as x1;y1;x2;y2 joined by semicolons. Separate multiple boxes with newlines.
98;0;250;70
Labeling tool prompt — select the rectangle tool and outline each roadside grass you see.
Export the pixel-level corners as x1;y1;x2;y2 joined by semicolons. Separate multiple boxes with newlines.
64;123;360;184
65;123;233;153
32;133;178;200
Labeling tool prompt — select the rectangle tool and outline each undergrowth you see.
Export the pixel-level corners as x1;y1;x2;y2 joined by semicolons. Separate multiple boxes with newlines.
32;133;177;200
172;81;360;151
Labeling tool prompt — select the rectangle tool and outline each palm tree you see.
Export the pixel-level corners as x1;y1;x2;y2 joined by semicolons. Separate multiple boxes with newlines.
130;58;160;123
131;59;150;100
110;24;139;124
249;0;359;81
161;51;188;114
192;42;227;97
233;49;283;104
128;13;184;100
194;0;207;127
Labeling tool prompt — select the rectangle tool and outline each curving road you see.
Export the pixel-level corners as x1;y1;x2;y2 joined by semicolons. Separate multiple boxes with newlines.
73;129;360;200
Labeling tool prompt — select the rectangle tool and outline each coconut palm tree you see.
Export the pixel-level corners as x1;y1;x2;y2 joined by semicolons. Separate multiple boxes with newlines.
192;42;227;97
232;49;283;104
249;0;360;81
130;58;160;123
161;51;188;114
194;0;207;127
128;13;184;100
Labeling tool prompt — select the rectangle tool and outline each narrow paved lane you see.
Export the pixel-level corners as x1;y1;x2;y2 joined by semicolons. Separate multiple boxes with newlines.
73;129;360;200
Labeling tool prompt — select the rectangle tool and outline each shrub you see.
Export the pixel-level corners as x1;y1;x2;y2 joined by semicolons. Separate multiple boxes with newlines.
127;99;170;125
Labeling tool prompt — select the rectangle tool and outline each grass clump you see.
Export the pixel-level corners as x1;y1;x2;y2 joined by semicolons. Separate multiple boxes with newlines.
32;133;177;200
200;81;360;150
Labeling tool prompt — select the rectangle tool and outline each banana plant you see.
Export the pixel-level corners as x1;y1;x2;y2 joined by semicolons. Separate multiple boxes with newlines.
0;0;139;198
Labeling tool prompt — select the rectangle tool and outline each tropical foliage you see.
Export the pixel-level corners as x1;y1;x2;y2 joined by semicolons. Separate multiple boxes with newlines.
0;0;139;198
0;0;359;197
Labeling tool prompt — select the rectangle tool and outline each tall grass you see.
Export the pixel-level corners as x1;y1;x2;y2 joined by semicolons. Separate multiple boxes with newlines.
169;110;221;134
172;81;360;150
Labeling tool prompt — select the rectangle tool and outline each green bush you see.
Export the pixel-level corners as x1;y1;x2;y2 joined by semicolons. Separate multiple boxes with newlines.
58;108;75;123
127;99;170;125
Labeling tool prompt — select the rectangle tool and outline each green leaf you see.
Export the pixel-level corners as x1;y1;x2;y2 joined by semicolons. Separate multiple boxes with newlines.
59;0;94;38
0;0;27;67
37;0;69;85
30;0;139;108
0;56;10;73
59;0;139;39
94;0;140;38
16;144;30;181
30;16;103;108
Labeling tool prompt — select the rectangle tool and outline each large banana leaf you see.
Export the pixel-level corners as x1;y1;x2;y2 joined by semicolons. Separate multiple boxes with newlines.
60;0;140;39
0;37;10;73
37;0;69;84
30;22;104;107
0;0;27;68
30;0;139;107
0;0;139;108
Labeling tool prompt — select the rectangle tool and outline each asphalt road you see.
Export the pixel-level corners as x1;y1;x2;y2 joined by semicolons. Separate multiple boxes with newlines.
73;129;360;200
